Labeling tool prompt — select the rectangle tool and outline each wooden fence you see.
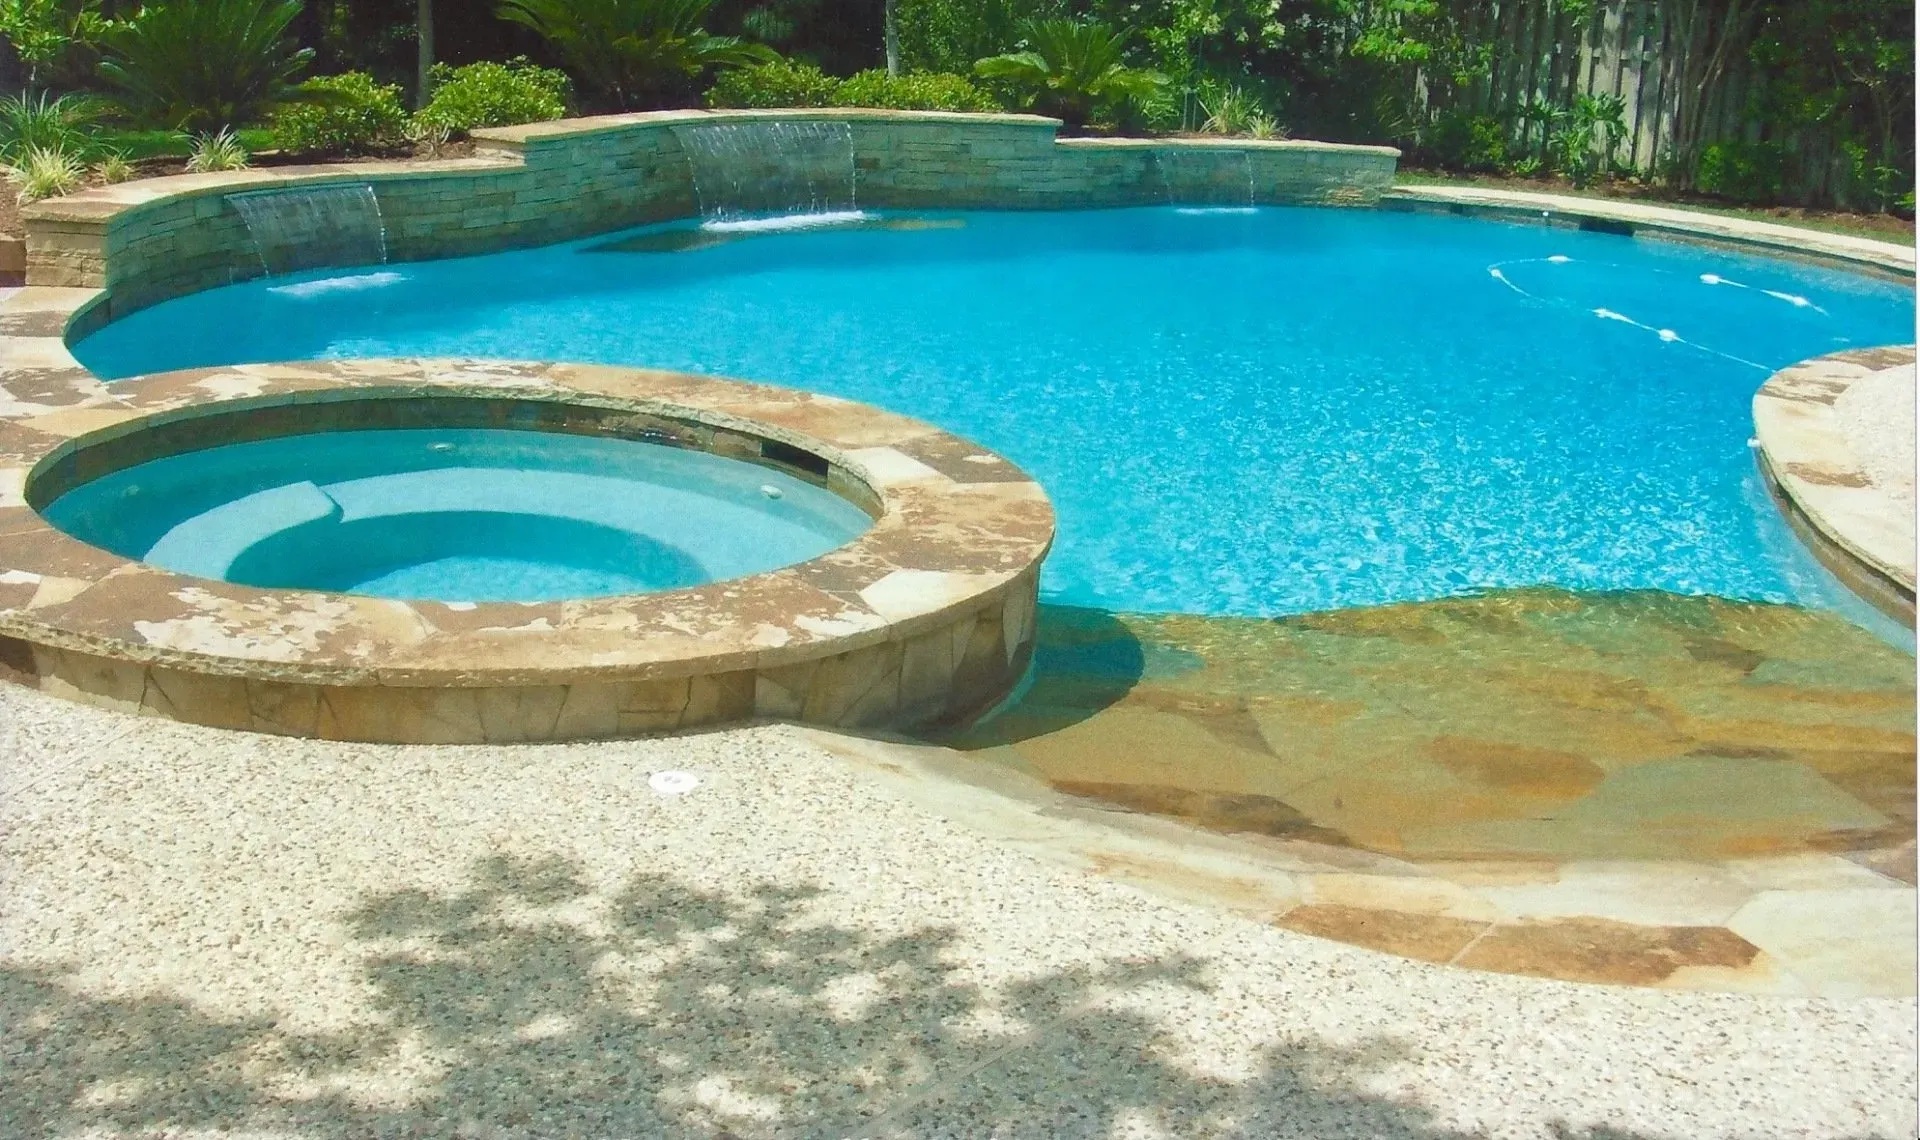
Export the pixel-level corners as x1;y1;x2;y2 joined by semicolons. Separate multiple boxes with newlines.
1421;0;1863;203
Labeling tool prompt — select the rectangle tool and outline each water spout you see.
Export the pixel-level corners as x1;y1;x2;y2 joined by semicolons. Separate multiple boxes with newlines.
227;183;389;277
1152;149;1257;212
672;121;863;229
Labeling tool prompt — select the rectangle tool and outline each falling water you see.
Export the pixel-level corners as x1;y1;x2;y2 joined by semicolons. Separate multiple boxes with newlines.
1152;149;1257;212
226;183;389;276
672;121;864;230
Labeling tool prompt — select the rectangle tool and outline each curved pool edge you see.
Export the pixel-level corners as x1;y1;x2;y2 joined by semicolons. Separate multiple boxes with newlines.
1754;345;1917;627
0;359;1053;743
1384;185;1916;278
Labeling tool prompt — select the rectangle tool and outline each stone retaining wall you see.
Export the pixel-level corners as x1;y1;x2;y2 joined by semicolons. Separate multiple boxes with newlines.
21;109;1398;323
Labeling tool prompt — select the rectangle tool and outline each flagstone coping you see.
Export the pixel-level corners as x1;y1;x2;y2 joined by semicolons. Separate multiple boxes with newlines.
1754;345;1916;624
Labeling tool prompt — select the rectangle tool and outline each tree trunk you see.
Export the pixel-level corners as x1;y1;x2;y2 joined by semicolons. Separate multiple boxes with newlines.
884;0;900;77
417;0;435;110
1666;0;1756;192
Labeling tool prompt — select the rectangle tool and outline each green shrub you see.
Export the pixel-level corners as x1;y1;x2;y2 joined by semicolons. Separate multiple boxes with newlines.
416;58;571;132
94;150;135;183
185;126;250;172
706;58;839;108
1245;112;1284;140
1423;111;1507;172
830;70;1000;112
271;71;409;155
1199;85;1260;135
0;90;103;163
1694;139;1786;203
5;143;86;202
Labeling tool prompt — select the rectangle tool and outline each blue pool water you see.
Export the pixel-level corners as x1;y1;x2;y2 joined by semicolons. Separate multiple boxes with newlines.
42;428;872;601
75;207;1916;620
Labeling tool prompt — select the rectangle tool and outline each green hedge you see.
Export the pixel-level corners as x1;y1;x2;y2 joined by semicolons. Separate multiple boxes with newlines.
271;72;408;155
706;60;839;109
708;61;999;113
831;70;1000;112
417;58;571;133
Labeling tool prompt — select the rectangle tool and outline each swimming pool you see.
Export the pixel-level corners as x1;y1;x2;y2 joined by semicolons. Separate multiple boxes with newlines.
74;206;1915;621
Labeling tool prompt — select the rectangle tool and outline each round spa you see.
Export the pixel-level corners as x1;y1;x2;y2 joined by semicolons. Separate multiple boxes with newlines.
40;425;872;603
2;368;1052;743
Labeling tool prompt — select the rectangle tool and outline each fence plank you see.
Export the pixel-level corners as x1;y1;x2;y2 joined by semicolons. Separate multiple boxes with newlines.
1400;0;1867;204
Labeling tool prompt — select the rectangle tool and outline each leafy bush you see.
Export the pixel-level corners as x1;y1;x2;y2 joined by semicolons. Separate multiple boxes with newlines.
6;143;86;201
271;71;409;155
1694;139;1786;203
0;90;103;163
830;70;1000;112
0;0;113;90
707;61;1000;113
98;0;316;132
1423;110;1507;172
705;58;839;108
975;19;1165;130
496;0;775;110
186;126;251;172
416;58;572;132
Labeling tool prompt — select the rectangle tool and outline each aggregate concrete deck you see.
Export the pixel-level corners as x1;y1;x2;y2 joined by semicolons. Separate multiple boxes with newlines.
2;682;1914;1139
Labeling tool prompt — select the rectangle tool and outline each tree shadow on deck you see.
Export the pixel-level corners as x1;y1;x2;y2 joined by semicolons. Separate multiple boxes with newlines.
0;852;1881;1140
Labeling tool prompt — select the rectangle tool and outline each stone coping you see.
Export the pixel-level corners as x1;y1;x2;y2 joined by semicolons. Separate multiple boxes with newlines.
1754;345;1917;624
1386;184;1916;277
471;106;1067;145
0;355;1054;696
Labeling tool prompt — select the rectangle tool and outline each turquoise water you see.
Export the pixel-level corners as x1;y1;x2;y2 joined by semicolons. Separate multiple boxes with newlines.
41;428;872;602
74;207;1916;620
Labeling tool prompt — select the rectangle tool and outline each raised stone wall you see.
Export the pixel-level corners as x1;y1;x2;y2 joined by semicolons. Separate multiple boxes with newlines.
21;109;1399;323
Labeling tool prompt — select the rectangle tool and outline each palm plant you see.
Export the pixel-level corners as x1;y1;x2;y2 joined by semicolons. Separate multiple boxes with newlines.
974;19;1165;130
97;0;316;133
497;0;776;111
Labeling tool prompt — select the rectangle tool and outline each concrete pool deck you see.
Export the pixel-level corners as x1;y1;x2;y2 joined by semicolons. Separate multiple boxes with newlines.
2;682;1914;1139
